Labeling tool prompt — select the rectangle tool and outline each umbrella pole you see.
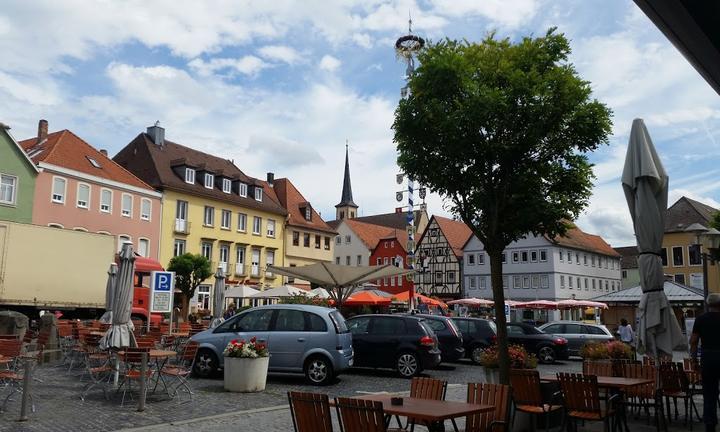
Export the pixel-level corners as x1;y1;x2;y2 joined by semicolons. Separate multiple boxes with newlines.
112;352;120;389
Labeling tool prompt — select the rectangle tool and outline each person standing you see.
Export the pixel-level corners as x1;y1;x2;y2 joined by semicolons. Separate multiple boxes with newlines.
618;318;635;345
690;293;720;432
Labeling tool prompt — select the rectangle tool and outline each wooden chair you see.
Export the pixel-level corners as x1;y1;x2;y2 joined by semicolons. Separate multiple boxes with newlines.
509;369;562;432
621;363;665;431
334;397;403;432
288;391;333;432
0;339;24;370
399;377;448;429
557;373;616;432
583;360;614;377
465;383;512;432
659;362;698;427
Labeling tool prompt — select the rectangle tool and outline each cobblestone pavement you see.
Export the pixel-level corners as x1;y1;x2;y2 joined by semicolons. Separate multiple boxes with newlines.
0;356;705;432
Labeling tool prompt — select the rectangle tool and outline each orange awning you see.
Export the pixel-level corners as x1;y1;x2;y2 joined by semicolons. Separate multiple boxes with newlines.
393;291;447;309
344;291;392;306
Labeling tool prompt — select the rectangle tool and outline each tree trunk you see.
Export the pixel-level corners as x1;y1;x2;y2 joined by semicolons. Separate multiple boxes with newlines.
180;294;190;322
488;249;510;384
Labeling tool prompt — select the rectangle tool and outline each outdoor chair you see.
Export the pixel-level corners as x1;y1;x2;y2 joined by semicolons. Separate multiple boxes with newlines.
160;341;198;403
118;347;154;407
659;362;698;427
557;373;616;432
464;382;512;432
395;377;448;429
0;354;39;413
135;336;156;349
621;363;666;431
509;369;562;432
0;339;24;371
583;360;614;377
335;397;403;432
287;391;334;432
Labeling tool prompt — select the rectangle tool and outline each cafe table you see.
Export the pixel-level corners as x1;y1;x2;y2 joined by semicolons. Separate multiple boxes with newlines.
118;349;177;396
331;393;494;432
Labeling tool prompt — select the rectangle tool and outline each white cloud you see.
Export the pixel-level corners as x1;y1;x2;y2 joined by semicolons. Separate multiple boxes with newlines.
429;0;539;28
352;33;373;49
257;45;303;65
319;55;341;72
188;56;269;77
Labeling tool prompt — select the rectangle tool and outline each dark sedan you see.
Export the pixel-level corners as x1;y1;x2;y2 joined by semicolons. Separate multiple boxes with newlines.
451;317;497;364
405;314;464;363
506;322;569;364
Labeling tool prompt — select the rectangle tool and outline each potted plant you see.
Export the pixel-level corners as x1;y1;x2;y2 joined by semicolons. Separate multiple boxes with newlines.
479;344;537;383
580;342;610;360
223;337;270;392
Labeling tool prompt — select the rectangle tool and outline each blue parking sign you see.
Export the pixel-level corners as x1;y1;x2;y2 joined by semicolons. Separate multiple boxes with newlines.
153;272;173;291
150;271;175;313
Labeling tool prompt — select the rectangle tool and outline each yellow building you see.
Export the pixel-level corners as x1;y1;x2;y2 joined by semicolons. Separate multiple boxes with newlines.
272;177;337;286
661;197;719;293
113;124;287;310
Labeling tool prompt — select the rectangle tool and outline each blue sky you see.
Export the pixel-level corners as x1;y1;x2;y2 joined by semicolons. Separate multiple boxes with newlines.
1;1;719;247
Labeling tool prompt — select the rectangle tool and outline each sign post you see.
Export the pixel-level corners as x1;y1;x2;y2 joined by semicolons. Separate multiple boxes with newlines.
504;303;511;323
149;271;175;333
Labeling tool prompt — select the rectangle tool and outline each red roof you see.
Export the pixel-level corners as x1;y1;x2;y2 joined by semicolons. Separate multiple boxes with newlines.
434;216;473;257
273;178;336;234
546;224;620;257
345;219;396;250
375;229;410;253
19;130;154;191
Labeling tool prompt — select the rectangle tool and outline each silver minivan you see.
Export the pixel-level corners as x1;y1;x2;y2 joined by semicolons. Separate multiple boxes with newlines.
191;304;353;385
539;321;614;357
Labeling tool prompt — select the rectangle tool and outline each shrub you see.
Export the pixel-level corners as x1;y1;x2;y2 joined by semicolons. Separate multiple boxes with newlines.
606;340;633;359
580;342;609;360
480;344;537;369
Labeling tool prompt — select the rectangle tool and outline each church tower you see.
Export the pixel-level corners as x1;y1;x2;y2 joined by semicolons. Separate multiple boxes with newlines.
335;143;358;220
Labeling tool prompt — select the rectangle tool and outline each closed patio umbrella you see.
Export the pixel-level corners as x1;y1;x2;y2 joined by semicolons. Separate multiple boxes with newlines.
210;266;225;328
100;243;137;350
99;263;118;324
621;118;685;358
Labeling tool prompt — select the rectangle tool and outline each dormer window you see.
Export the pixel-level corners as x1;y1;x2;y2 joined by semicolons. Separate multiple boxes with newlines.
305;206;312;221
185;168;195;184
222;178;231;194
254;187;263;201
204;173;214;189
239;183;247;197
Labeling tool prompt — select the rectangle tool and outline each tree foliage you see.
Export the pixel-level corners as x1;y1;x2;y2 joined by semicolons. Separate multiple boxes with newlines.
393;28;612;382
711;211;720;231
168;253;213;317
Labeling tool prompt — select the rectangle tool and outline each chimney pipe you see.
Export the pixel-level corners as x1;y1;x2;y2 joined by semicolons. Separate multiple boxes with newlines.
37;119;48;144
99;149;108;157
266;172;274;186
146;121;165;146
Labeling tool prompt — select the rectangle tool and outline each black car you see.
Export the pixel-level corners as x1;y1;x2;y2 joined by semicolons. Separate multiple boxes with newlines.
345;314;442;378
506;322;569;364
451;317;497;363
406;314;464;363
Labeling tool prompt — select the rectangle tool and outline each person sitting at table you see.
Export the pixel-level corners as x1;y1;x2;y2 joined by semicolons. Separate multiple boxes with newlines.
690;293;720;432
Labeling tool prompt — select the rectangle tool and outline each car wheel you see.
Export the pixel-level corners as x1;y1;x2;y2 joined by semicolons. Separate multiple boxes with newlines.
305;356;334;386
193;349;218;378
470;346;485;364
537;346;556;364
396;352;420;378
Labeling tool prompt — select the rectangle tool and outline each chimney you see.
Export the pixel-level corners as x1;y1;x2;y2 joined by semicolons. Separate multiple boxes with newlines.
99;149;108;157
146;121;165;146
266;172;274;186
37;119;48;144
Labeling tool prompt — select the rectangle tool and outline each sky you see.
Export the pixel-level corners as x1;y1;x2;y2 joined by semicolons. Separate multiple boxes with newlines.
2;0;719;248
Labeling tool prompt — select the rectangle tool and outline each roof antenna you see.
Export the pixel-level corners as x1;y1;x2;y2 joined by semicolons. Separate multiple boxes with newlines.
154;120;160;127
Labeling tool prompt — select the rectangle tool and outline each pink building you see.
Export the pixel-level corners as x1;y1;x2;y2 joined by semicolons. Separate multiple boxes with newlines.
19;120;162;259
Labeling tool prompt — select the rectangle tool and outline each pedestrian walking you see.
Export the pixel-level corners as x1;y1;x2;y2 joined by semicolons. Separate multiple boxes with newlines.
618;318;635;344
690;293;720;432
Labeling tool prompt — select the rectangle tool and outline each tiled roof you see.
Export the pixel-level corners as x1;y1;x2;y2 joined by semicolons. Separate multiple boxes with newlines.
345;219;395;250
546;223;620;257
113;133;287;216
329;209;426;231
19;130;153;190
273;178;336;234
434;216;473;257
664;196;718;232
614;246;639;269
591;280;704;304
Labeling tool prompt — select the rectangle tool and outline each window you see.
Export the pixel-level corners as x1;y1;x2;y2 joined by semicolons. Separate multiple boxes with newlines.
305;207;312;221
221;209;231;229
336;236;341;244
522;276;530;289
689;244;701;266
559;250;564;262
356;255;362;266
292;231;300;246
121;193;132;217
254;187;263;201
469;276;477;289
346;256;351;265
435;271;443;283
622;269;628;279
335;257;340;265
233;309;273;332
185;168;195;184
576;253;580;264
236;246;245;267
569;277;573;288
512;252;519;263
383;257;389;265
237;213;247;232
304;233;310;247
251;249;261;277
315;235;321;249
660;248;668;266
201;242;212;260
560;275;565;288
266;219;275;237
204;173;214;189
591;255;596;267
138;238;149;257
592;279;596;290
222;178;231;194
52;177;66;203
478;253;485;265
567;252;572;263
377;258;382;265
583;254;588;265
479;276;487;289
540;249;547;262
324;237;330;250
501;252;506;264
252;216;261;235
447;272;456;283
266;250;275;275
513;276;521;289
117;235;131;252
674;273;686;284
503;276;508;289
174;239;186;257
275;309;305;331
204;206;214;226
98;189;112;213
530;251;538;262
345;235;351;244
532;275;539;288
521;251;528;262
577;277;581;289
371;317;406;335
672;246;684;266
238;183;248;197
584;278;588;290
348;316;370;335
468;254;475;265
605;280;609;291
140;198;151;221
76;183;90;208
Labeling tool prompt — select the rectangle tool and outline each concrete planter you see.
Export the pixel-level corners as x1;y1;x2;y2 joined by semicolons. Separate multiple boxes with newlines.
223;356;269;392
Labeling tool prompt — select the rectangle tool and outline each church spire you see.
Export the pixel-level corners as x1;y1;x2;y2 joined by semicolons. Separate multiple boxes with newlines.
335;141;358;220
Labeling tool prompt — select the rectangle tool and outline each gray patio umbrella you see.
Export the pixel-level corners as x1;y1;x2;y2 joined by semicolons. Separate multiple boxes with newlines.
100;242;137;350
210;266;225;328
99;263;118;324
621;118;685;358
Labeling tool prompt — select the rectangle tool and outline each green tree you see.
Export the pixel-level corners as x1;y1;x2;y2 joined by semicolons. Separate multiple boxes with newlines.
393;29;612;383
168;253;213;319
711;211;720;230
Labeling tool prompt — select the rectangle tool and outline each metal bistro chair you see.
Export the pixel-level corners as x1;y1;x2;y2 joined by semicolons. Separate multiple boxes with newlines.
509;369;563;432
335;397;404;432
117;347;154;407
465;383;512;432
557;373;617;432
396;377;448;430
288;391;333;432
160;341;198;403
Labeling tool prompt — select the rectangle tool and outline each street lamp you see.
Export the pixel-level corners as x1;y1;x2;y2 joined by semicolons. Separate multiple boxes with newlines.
684;223;720;311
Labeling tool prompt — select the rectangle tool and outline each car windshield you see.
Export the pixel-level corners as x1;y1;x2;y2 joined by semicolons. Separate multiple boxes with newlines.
329;310;349;334
419;320;435;336
523;325;543;334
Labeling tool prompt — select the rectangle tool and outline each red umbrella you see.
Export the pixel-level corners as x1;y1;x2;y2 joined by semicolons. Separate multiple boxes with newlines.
515;300;558;310
394;291;448;308
556;299;608;309
447;298;493;307
344;291;392;306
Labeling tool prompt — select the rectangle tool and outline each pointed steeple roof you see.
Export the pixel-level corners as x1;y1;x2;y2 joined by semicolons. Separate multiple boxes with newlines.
335;143;358;209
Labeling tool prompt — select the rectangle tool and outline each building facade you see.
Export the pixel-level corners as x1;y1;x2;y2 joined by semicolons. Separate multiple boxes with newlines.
113;124;288;308
462;226;622;303
414;216;473;300
0;123;37;223
615;246;641;289
19;121;162;258
332;219;394;267
370;229;411;294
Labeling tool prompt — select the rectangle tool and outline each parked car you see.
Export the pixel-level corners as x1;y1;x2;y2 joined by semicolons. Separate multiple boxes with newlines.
190;304;353;385
451;317;497;363
506;322;569;364
345;314;442;378
403;314;464;362
538;321;614;357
